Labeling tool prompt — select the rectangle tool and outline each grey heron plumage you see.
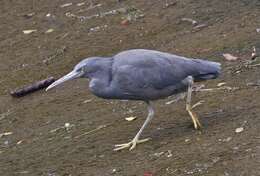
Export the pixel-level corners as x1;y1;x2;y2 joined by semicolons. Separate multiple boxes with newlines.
46;49;221;151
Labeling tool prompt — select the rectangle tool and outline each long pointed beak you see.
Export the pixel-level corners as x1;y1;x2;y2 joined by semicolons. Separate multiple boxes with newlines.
46;70;81;91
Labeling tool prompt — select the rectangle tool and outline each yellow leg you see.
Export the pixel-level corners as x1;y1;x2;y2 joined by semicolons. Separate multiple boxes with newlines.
114;101;154;151
186;76;202;129
186;104;202;129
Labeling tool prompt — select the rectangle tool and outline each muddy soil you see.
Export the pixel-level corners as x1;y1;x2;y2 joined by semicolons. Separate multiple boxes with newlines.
0;0;260;175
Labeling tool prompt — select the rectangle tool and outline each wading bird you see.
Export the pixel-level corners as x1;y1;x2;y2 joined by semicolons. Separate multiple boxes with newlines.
46;49;221;151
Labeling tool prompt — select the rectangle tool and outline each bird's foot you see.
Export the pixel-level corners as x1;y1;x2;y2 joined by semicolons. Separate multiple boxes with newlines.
186;104;202;130
114;138;151;151
188;110;202;130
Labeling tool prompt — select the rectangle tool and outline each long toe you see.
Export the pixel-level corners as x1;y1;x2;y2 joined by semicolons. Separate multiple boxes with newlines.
114;142;132;151
195;118;202;129
114;138;151;151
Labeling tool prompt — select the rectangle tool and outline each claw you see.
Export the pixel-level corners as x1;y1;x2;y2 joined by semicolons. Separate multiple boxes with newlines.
114;138;151;151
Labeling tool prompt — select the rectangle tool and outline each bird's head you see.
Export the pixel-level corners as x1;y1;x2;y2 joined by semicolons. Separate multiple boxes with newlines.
46;57;100;91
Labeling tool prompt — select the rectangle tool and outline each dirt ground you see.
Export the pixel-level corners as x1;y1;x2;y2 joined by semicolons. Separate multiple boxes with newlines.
0;0;260;175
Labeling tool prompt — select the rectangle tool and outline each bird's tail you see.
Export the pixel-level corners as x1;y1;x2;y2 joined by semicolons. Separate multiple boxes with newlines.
192;59;221;81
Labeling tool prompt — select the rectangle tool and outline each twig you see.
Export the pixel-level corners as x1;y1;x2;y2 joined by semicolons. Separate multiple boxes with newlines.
0;132;13;138
10;77;55;97
74;124;110;139
196;86;239;92
181;18;198;25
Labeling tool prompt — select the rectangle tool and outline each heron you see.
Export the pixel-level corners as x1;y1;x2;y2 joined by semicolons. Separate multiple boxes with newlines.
46;49;221;151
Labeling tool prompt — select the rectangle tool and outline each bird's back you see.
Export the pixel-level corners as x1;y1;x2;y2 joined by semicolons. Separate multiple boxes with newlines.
113;49;221;82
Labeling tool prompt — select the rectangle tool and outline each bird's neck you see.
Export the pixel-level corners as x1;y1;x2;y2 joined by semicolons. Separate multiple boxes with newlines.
89;76;112;99
88;58;113;98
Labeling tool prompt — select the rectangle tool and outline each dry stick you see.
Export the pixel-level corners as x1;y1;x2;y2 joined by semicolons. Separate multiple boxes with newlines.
196;86;238;92
74;124;110;139
10;77;55;97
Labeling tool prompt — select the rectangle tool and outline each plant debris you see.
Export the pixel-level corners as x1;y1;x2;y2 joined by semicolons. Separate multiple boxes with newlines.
125;116;137;121
181;18;198;25
166;150;173;158
193;24;208;31
235;127;244;133
83;99;92;104
10;77;55;97
250;46;258;60
0;132;13;138
16;140;23;145
23;12;35;18
23;29;37;34
74;124;109;139
45;28;54;33
60;3;73;8
77;2;85;6
50;123;75;133
217;82;226;87
89;25;108;33
66;6;144;23
223;53;239;61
